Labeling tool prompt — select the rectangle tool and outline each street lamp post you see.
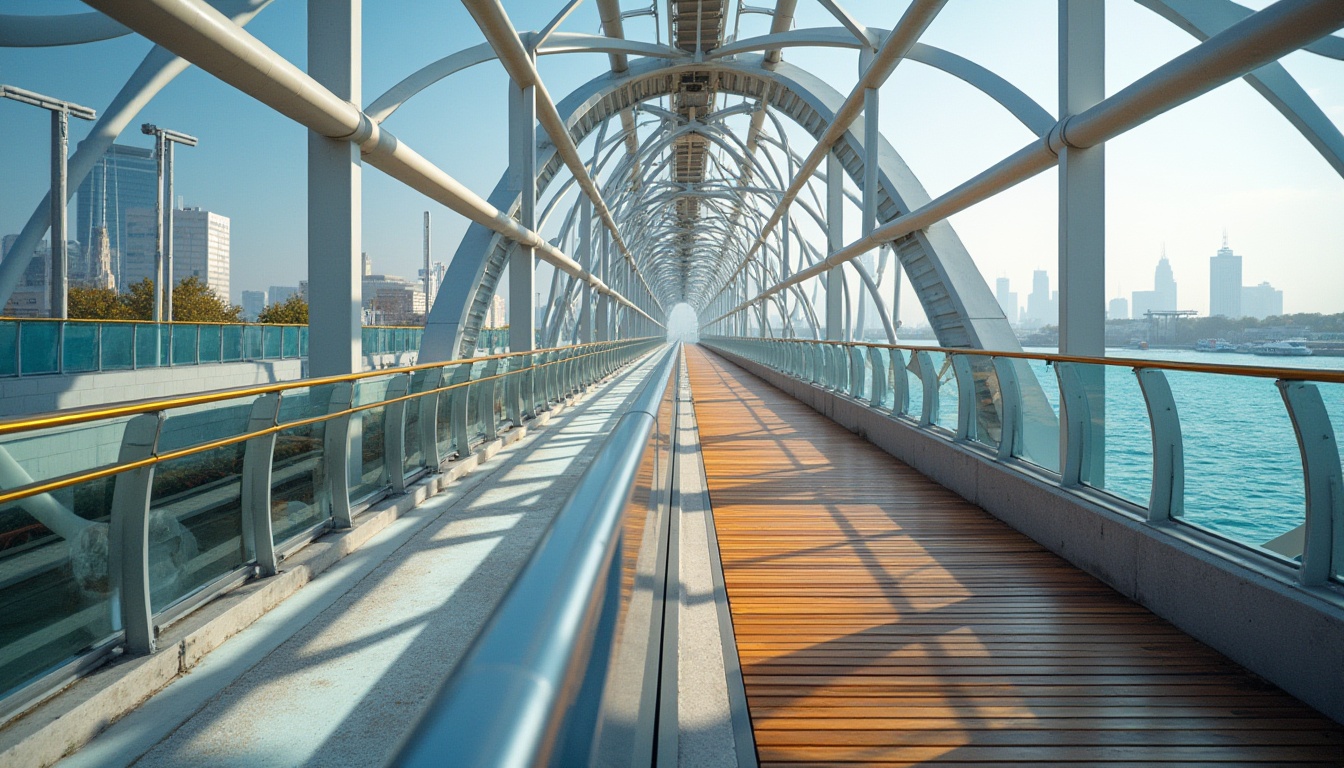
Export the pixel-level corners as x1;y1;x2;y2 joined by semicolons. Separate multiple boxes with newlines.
140;124;198;323
0;85;95;320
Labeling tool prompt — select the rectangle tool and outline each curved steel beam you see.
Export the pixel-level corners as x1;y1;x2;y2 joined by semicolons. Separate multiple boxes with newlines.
0;12;132;47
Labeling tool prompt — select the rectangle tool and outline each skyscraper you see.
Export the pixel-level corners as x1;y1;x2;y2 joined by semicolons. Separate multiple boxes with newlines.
995;277;1019;323
75;144;157;288
269;285;299;305
242;290;267;321
1024;270;1057;327
1209;238;1242;317
1241;282;1283;320
124;207;231;300
1108;297;1129;320
1132;255;1178;319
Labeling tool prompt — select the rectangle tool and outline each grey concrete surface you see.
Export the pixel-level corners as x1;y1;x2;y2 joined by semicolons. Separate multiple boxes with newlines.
56;355;659;768
706;344;1344;726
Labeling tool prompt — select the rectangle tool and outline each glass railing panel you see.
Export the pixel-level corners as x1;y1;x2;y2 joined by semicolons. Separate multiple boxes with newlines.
150;396;259;613
135;324;161;368
464;361;487;440
0;419;130;700
272;385;335;544
100;323;134;370
966;356;1002;449
221;325;243;362
242;325;262;360
261;326;282;359
403;379;425;475
299;327;309;357
61;323;98;374
19;322;58;375
171;325;199;366
281;327;299;358
1321;382;1344;583
934;353;958;430
1078;365;1153;505
1167;371;1304;554
361;327;375;355
0;322;16;377
904;359;923;418
1009;358;1061;472
437;364;466;462
198;325;221;364
350;378;392;503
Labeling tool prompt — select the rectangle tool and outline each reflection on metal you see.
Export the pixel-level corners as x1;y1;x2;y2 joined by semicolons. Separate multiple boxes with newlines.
1278;380;1343;585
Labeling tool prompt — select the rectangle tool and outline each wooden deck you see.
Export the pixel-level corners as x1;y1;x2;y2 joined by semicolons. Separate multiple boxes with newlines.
685;346;1344;766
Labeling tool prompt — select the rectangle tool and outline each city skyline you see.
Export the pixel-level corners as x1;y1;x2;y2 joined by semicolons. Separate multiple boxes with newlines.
1;1;1341;322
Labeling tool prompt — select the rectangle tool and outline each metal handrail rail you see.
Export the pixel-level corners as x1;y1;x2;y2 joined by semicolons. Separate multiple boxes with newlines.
0;337;661;436
0;314;422;330
396;343;681;766
0;339;659;506
754;337;1344;384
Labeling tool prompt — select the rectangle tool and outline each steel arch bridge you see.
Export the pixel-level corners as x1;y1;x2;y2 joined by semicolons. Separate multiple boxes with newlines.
1;0;1341;371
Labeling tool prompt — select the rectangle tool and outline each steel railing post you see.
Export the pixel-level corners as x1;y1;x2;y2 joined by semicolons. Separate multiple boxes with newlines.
449;363;474;458
242;393;281;576
479;357;501;441
1135;368;1184;521
415;367;444;470
914;350;938;427
889;347;909;416
110;412;164;655
992;358;1022;461
323;382;356;528
384;373;410;493
1278;380;1343;586
868;346;886;409
950;354;975;441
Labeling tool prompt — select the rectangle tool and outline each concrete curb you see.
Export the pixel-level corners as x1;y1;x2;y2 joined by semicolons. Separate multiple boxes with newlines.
0;379;614;768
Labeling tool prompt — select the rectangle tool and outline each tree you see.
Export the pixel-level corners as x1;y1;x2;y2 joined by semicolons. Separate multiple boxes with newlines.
257;294;308;324
68;285;130;320
120;276;243;323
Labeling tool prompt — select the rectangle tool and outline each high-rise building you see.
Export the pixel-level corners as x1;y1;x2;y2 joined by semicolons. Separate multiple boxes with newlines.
1024;270;1057;327
1132;255;1178;319
995;277;1019;324
76;144;158;289
1241;282;1283;320
1209;239;1242;317
124;207;230;299
172;208;230;300
1108;297;1129;320
2;235;51;317
485;294;507;328
242;290;267;321
269;285;299;305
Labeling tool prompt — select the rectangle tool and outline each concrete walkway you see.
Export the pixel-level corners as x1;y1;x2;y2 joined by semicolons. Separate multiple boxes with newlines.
60;356;660;768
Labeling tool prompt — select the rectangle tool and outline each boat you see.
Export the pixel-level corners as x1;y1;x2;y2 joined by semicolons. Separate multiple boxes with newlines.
1194;338;1237;353
1250;340;1313;357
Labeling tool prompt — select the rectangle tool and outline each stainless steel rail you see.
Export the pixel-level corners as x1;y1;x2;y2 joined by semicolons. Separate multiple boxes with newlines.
396;343;682;767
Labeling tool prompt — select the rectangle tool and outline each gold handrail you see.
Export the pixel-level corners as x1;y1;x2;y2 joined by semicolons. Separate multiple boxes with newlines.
0;315;426;330
747;338;1344;385
0;338;658;436
0;340;659;507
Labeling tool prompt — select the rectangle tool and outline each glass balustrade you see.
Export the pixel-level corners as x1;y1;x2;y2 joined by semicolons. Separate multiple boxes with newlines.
0;333;656;719
0;319;423;377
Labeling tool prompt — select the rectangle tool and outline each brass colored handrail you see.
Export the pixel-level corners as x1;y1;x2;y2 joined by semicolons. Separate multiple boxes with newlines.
0;340;656;506
757;337;1344;385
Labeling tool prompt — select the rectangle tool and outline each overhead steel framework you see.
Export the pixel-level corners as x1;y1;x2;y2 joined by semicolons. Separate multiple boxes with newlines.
1;0;1341;368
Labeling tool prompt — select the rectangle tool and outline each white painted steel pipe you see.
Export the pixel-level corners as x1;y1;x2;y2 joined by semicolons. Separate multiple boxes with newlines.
710;0;1344;325
81;0;657;324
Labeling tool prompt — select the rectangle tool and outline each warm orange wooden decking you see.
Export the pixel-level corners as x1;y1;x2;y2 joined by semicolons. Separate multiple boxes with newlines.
685;346;1344;766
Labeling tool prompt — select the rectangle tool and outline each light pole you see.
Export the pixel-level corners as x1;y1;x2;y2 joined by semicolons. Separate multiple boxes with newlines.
0;85;95;320
140;123;197;323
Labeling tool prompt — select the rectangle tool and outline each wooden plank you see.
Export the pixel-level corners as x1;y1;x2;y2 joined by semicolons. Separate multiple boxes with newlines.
685;346;1344;766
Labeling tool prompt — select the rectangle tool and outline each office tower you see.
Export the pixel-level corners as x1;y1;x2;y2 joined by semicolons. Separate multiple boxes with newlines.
485;294;507;328
269;285;299;305
242;290;267;321
995;277;1019;323
361;252;373;277
1108;297;1129;320
172;208;231;300
1132;255;1178;319
76;143;157;288
1241;282;1284;320
2;235;51;317
1209;238;1242;317
124;207;231;299
1025;270;1057;327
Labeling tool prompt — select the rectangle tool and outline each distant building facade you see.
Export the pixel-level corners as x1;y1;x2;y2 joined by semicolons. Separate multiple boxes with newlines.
1209;241;1242;318
123;206;230;299
269;285;299;305
1241;282;1283;320
1108;297;1129;321
995;277;1019;323
2;235;55;317
1132;256;1178;319
1023;270;1057;327
242;290;267;321
75;143;157;288
484;294;507;328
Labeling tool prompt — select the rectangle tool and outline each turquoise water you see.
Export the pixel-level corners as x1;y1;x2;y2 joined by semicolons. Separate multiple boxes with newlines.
880;345;1344;553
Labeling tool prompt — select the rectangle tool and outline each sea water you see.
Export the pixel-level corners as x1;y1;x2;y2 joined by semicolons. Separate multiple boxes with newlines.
882;346;1344;553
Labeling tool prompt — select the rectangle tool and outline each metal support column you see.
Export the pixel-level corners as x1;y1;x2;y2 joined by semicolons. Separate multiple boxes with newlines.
578;196;593;343
508;72;537;421
826;152;844;341
50;110;69;319
1059;0;1106;483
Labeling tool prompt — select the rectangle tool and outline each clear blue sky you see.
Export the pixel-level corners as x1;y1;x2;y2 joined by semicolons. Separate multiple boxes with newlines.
1;1;1341;321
